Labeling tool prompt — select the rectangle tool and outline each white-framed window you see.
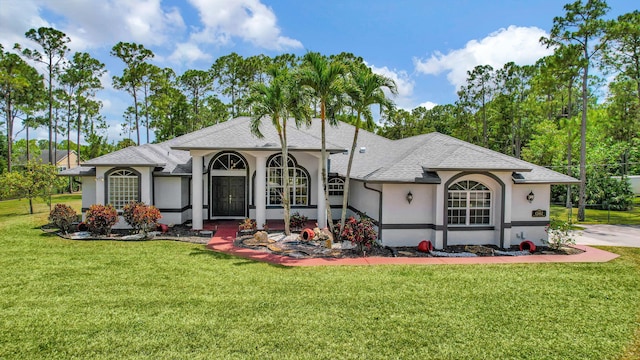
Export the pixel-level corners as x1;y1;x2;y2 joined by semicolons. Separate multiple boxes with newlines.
211;152;247;170
447;180;491;225
328;177;344;195
107;169;140;210
266;154;308;206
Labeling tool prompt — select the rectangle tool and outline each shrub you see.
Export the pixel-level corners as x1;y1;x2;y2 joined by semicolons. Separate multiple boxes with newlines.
545;218;577;250
48;204;77;234
338;215;378;252
85;204;118;236
289;212;308;229
238;218;257;231
122;202;162;235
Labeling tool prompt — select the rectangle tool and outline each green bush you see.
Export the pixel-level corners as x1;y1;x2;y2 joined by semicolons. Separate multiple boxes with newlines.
85;204;118;236
48;204;77;234
545;218;577;250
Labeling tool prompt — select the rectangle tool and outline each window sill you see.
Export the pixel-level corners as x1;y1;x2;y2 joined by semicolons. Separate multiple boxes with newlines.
447;226;494;231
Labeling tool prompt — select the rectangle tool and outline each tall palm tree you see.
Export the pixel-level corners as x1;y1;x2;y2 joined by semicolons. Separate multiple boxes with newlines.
246;65;311;235
298;52;346;234
340;64;397;232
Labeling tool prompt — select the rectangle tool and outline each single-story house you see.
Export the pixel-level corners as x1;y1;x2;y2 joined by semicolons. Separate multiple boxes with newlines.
62;117;578;249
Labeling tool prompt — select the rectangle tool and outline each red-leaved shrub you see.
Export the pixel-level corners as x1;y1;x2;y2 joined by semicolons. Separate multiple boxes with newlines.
85;204;118;236
122;201;162;235
338;215;378;252
48;204;77;234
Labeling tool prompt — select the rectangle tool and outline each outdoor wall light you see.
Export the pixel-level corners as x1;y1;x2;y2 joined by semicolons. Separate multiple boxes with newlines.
406;191;413;204
526;191;535;203
97;176;104;182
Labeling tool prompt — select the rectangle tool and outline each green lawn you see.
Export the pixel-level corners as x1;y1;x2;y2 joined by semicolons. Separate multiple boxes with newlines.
551;197;640;225
1;195;640;359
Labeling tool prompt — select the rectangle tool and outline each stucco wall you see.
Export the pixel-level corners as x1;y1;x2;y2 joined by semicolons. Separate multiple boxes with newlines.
153;176;189;225
347;180;380;222
377;183;435;247
511;184;551;246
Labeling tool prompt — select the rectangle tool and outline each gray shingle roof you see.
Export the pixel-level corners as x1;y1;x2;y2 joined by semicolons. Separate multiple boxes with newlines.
74;117;577;184
169;116;345;152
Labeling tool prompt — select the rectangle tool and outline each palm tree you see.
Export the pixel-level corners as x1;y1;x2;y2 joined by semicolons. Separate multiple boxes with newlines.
297;52;346;234
340;64;397;232
246;65;311;235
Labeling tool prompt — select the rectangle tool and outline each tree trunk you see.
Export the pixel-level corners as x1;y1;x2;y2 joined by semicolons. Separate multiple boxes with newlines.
578;52;588;222
279;120;291;236
48;60;53;165
320;101;334;234
5;92;12;172
340;113;360;234
133;87;140;145
566;80;574;209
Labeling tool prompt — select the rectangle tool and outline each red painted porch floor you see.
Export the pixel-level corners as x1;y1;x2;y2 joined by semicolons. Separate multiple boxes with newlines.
203;221;620;267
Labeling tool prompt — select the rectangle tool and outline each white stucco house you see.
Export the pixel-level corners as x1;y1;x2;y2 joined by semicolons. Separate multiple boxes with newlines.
62;117;577;249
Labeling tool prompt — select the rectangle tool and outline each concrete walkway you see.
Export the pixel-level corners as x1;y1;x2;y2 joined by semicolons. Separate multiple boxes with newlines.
575;224;640;247
205;221;620;266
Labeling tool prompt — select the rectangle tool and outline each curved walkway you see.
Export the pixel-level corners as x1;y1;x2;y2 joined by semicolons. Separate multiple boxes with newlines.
205;222;619;266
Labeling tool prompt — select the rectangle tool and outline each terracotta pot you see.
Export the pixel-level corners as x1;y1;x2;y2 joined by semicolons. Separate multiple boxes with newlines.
301;228;315;241
519;240;536;252
417;240;433;252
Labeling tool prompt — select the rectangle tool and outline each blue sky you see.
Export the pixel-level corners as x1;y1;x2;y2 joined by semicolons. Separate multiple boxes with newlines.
1;0;637;143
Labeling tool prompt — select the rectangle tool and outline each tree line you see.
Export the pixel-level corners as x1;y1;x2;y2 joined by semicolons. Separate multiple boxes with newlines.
1;0;638;220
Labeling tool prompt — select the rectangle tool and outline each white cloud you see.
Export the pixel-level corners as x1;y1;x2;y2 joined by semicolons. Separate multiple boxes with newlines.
418;101;437;110
0;0;185;53
368;63;417;109
414;25;553;90
187;0;302;50
167;42;212;64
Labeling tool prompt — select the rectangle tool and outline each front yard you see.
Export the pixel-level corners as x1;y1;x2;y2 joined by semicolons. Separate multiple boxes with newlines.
1;195;639;359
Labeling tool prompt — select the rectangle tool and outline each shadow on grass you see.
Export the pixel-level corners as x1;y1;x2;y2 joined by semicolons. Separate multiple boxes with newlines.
189;247;291;268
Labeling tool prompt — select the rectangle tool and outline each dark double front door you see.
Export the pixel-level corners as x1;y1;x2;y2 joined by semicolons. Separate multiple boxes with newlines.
211;176;245;217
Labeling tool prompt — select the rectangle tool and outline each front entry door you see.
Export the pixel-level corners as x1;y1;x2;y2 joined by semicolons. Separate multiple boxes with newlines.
212;176;245;217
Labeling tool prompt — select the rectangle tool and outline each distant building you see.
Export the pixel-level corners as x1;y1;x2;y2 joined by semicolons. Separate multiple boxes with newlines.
40;150;80;172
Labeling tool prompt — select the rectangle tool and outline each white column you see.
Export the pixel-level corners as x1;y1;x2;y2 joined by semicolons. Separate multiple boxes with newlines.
192;154;203;230
255;154;267;229
317;156;327;227
434;183;445;249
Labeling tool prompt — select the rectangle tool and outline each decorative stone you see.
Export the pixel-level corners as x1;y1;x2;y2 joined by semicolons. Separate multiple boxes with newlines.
254;231;269;243
464;245;495;256
267;244;284;253
398;251;416;257
321;228;334;242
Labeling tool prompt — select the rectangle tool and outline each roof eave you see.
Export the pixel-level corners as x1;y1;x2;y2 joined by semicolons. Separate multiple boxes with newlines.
427;167;533;172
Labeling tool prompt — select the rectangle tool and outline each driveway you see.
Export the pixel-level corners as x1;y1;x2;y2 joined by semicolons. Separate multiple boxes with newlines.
574;225;640;247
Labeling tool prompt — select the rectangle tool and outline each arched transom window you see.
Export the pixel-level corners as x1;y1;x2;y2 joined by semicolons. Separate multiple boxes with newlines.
107;169;140;210
267;154;309;206
328;177;344;196
211;152;247;170
448;180;491;225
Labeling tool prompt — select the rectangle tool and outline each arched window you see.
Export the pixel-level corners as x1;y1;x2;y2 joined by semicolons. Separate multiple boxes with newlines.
106;168;140;210
328;177;344;196
447;180;491;225
266;154;309;206
211;152;247;170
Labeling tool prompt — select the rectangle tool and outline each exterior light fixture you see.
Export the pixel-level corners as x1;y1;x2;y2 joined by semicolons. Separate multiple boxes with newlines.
406;191;413;204
526;191;535;203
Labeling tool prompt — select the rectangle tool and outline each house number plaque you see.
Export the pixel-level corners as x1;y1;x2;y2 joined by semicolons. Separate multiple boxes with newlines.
532;209;546;217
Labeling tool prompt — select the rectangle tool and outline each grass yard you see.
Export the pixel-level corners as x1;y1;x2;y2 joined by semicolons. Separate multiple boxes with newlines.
551;197;640;225
1;195;640;359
